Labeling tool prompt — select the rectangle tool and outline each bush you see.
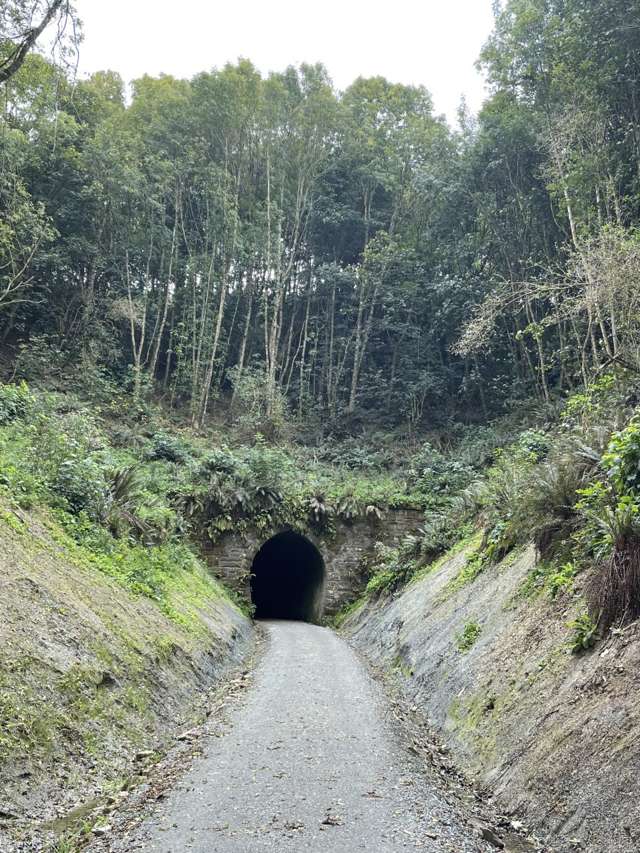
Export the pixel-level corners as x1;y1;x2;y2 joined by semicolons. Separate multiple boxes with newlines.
12;335;69;384
53;457;107;519
336;493;361;523
546;562;577;599
602;417;640;495
453;423;511;468
573;418;640;630
418;512;460;562
567;612;598;653
147;432;192;464
198;447;244;479
408;442;475;505
514;428;551;462
478;454;533;562
581;493;640;631
245;437;294;494
316;436;394;471
520;559;577;599
525;457;589;560
562;373;619;429
0;382;31;425
476;427;602;564
101;466;154;539
228;365;289;440
456;620;482;652
364;542;418;595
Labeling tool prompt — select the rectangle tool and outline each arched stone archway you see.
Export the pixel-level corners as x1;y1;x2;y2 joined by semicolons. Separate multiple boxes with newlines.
203;509;424;617
250;531;325;622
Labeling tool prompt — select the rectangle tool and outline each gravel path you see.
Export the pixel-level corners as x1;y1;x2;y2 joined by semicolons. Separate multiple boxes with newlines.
107;621;491;852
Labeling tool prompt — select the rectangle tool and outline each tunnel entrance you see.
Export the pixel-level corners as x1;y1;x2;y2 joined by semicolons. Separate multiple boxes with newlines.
250;531;325;622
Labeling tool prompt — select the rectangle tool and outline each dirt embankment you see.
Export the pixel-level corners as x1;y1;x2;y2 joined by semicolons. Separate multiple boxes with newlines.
0;501;252;851
343;544;640;853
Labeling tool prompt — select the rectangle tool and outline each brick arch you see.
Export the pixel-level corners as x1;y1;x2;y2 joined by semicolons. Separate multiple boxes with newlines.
202;510;423;620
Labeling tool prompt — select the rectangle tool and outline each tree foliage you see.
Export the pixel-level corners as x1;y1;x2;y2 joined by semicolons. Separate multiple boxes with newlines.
3;3;640;433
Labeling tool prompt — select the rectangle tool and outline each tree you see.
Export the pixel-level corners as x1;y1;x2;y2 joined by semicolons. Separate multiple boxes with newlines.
0;0;78;85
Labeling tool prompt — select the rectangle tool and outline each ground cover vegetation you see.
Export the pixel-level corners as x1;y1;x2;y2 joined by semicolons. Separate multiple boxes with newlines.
3;0;640;642
0;376;436;614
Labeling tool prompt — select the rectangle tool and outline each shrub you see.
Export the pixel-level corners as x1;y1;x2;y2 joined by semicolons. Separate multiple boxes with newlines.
456;620;482;652
0;382;31;425
519;559;577;599
110;425;149;451
27;405;106;484
12;335;69;384
453;423;510;468
316;436;394;471
514;429;551;462
478;428;602;564
228;365;289;440
147;432;192;464
337;493;362;523
602;417;640;495
100;465;163;540
562;373;619;429
198;447;244;479
418;512;459;562
567;612;598;653
478;456;532;562
364;542;418;595
52;457;107;518
574;418;640;630
307;493;333;526
408;441;475;505
245;437;293;493
525;458;589;560
546;562;577;599
582;494;640;631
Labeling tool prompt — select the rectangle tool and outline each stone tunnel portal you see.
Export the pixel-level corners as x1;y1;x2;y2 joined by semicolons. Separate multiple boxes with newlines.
250;531;325;622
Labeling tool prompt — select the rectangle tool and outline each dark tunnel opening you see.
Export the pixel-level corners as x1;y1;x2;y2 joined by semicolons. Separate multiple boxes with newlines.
250;531;325;622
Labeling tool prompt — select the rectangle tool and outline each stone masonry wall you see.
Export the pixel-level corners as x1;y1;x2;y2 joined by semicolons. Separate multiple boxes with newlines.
201;508;423;618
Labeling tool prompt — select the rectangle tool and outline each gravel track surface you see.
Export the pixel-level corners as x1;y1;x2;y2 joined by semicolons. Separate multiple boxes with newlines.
101;621;493;852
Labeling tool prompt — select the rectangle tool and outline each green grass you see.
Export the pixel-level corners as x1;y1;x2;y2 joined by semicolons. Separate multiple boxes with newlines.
333;596;366;628
410;531;481;586
443;542;524;600
0;659;63;759
518;559;577;601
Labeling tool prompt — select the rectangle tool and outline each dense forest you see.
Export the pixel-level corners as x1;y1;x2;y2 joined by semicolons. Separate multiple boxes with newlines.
3;0;640;435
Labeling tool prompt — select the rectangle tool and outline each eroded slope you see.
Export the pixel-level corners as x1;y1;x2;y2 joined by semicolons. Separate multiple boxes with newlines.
0;501;251;851
344;545;640;853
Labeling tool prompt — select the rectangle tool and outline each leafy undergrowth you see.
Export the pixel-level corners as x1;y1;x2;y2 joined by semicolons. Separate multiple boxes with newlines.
0;376;531;587
339;371;640;652
0;381;431;554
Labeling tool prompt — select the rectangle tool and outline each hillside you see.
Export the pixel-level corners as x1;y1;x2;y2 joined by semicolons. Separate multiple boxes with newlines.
0;494;251;852
344;543;640;853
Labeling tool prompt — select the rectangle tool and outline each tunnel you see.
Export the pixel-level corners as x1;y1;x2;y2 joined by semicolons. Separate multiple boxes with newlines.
250;531;325;622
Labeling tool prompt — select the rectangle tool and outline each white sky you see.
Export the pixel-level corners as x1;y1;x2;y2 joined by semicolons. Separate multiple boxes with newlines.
72;0;495;126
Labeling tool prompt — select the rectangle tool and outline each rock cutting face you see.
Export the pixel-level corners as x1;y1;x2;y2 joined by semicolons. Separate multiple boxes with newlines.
249;531;325;622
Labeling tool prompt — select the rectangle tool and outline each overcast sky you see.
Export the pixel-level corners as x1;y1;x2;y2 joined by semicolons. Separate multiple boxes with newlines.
72;0;495;125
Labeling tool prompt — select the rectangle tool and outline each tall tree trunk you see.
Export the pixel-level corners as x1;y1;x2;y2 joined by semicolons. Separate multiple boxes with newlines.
148;185;180;380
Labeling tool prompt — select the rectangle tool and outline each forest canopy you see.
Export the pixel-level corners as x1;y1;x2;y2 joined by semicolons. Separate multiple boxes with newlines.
2;0;640;434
